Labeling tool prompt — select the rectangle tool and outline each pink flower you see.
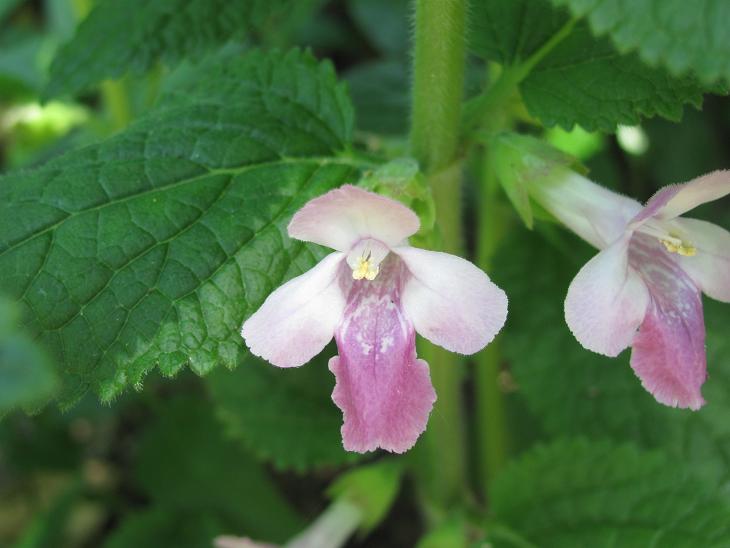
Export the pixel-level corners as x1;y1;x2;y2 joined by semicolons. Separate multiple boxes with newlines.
242;185;507;453
532;169;730;410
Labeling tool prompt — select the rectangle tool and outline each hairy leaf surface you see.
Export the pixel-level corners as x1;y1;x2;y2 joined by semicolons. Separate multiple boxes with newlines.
551;0;730;85
470;0;722;131
0;50;358;407
490;439;730;547
45;0;315;97
208;346;360;471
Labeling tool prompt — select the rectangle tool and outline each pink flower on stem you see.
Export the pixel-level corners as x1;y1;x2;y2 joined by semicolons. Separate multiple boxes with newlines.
533;170;730;410
242;185;507;453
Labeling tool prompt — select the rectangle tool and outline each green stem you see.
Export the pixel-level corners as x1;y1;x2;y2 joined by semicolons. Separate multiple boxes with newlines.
418;166;467;511
101;80;131;132
474;156;509;498
519;17;577;76
409;0;469;513
468;17;577;500
475;340;506;494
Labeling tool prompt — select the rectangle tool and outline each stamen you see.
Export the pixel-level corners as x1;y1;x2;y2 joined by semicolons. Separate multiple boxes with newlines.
352;257;380;280
346;238;389;281
637;221;697;257
660;238;696;256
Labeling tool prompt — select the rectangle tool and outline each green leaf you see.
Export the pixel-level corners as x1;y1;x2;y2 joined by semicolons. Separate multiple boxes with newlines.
346;0;410;57
416;517;467;548
521;25;713;131
208;347;361;471
489;439;730;547
0;30;45;99
493;226;730;489
103;510;226;548
134;396;304;542
345;60;409;136
0;297;58;413
550;0;730;85
469;0;721;131
0;49;358;408
45;0;308;97
469;0;567;65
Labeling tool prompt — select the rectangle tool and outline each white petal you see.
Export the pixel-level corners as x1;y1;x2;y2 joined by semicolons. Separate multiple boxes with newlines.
529;168;642;249
287;185;420;251
564;236;650;357
674;217;730;303
241;252;346;367
395;247;508;355
647;170;730;221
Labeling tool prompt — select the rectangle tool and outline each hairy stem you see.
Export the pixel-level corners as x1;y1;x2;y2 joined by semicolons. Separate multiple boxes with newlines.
411;0;467;173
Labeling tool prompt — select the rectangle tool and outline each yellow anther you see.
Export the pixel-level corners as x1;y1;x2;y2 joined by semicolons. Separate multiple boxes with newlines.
352;257;379;281
660;238;696;257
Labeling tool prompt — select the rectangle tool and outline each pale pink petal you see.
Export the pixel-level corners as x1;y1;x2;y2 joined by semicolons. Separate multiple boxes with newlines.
330;258;436;453
564;236;650;357
287;185;420;251
241;252;346;368
641;170;730;222
529;168;642;249
394;247;507;355
628;235;707;410
673;217;730;303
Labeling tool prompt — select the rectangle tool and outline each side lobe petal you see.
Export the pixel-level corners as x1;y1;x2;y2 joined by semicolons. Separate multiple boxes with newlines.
330;259;436;453
674;217;730;303
629;235;707;410
287;185;420;251
395;247;508;355
564;236;650;357
241;252;345;368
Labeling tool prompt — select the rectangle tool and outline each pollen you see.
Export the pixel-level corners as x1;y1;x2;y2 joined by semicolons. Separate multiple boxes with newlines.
660;236;696;257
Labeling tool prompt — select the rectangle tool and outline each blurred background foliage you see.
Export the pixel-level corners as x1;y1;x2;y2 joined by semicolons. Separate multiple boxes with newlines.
0;0;728;546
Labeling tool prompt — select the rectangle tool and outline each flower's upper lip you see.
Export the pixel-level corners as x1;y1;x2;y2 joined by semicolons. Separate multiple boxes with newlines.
287;184;420;252
628;170;730;231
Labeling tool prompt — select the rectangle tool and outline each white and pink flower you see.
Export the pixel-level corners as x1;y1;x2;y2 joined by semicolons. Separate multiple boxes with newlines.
531;169;730;410
242;185;508;453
